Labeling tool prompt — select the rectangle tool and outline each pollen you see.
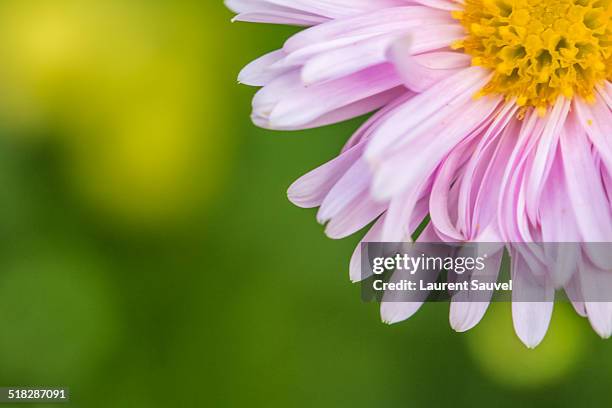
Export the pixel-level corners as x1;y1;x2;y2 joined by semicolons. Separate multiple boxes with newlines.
454;0;612;110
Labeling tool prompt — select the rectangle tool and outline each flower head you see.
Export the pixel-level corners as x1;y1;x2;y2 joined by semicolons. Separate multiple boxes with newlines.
228;0;612;348
454;0;611;110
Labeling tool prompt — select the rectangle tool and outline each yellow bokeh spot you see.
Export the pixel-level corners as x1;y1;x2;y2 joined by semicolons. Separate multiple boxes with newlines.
0;1;234;227
465;302;589;388
455;0;612;110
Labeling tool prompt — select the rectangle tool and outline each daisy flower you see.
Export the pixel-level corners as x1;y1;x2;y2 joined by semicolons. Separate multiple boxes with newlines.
227;0;612;348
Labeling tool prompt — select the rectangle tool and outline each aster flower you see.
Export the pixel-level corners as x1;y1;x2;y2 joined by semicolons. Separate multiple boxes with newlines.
228;0;612;348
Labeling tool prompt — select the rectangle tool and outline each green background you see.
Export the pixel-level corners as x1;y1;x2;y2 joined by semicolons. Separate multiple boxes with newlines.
0;1;608;406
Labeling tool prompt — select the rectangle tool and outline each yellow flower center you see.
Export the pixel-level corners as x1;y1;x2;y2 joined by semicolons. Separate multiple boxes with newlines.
452;0;612;111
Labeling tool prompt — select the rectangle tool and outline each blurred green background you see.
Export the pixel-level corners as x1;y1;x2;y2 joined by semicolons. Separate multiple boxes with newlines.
0;1;609;407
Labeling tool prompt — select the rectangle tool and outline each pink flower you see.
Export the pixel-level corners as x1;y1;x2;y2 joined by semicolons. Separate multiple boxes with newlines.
228;0;612;347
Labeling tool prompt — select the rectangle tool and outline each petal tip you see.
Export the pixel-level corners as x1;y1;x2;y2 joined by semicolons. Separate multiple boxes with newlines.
517;332;546;349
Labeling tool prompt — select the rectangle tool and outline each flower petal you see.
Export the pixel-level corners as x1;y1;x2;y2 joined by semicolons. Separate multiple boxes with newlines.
511;253;554;348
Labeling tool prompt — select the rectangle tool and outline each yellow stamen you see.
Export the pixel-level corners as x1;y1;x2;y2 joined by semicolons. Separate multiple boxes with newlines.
453;0;612;110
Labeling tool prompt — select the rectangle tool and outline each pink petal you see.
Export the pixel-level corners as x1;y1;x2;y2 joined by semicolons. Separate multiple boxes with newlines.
388;38;469;92
380;225;442;324
450;248;503;332
511;253;554;348
579;259;612;338
288;142;365;208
